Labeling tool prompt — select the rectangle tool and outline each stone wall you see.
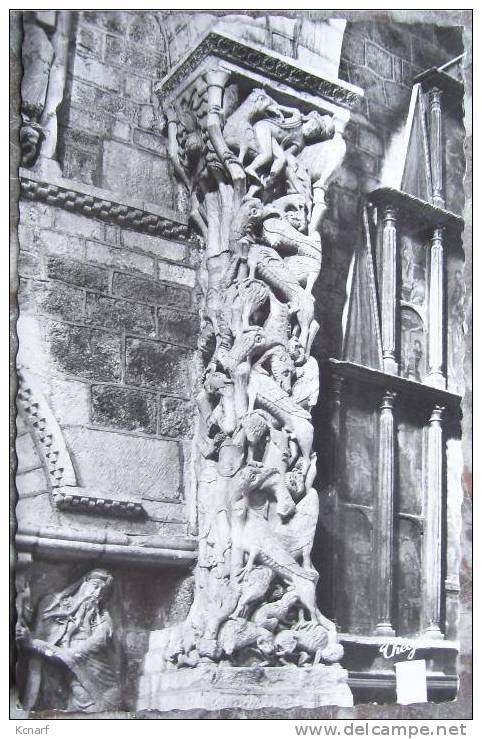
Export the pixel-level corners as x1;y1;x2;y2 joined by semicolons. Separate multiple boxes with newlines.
17;193;201;532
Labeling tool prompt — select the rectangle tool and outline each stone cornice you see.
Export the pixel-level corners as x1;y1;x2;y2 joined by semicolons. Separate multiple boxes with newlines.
158;29;363;108
19;168;200;246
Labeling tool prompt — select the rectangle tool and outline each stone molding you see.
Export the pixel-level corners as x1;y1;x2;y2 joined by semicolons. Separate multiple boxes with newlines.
159;29;363;107
17;366;77;489
17;368;147;520
16;523;197;568
19;167;199;245
53;486;146;519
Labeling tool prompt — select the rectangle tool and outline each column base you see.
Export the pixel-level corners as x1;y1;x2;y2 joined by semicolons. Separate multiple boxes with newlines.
424;626;444;640
137;662;354;711
374;623;396;637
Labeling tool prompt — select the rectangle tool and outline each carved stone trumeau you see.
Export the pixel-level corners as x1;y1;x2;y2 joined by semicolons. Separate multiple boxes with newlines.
137;38;361;711
16;569;121;712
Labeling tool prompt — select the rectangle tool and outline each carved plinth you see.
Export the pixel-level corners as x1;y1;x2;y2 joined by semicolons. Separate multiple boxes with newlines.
137;663;353;711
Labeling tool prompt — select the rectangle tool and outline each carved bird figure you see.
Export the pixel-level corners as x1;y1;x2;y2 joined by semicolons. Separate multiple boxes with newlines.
274;487;319;570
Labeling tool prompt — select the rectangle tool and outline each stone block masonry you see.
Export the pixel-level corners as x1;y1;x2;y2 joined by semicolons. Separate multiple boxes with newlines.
17;199;202;444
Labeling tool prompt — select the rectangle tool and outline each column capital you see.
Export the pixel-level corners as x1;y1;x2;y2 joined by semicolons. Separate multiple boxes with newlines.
380;390;397;410
429;405;445;424
329;373;345;394
428;86;443;106
381;204;398;223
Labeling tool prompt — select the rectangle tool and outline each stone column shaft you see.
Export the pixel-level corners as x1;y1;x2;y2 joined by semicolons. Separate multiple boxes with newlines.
429;87;444;208
380;206;398;375
423;405;445;638
374;391;396;636
427;226;445;389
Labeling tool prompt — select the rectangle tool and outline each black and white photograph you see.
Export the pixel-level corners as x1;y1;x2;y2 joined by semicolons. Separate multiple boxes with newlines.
8;6;473;726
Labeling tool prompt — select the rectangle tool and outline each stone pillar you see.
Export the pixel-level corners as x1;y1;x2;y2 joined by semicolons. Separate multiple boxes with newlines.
423;405;445;639
427;226;445;389
429;87;444;208
374;390;396;636
380;206;398;375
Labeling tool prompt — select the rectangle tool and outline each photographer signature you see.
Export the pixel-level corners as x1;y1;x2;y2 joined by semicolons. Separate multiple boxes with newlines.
379;640;417;660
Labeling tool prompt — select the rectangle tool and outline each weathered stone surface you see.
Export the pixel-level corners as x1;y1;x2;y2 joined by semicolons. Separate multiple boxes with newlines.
46;255;109;292
91;384;157;434
49;378;92;426
86;240;155;277
54;209;105;240
112;271;191;308
137;663;353;711
25;281;85;321
125;338;191;395
365;42;393;79
37;229;85;258
341;32;366;66
159;397;195;439
77;25;103;58
101;140;175;207
133;130;167;156
157;307;199;346
125;74;152;103
85;292;156;336
17;251;41;279
15;431;42;475
73;55;121;92
19;201;53;228
45;321;122;381
63;427;182;501
120;230;186;262
157;261;196;288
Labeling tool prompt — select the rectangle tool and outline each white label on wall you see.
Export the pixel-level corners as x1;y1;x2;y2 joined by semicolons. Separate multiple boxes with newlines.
395;659;428;704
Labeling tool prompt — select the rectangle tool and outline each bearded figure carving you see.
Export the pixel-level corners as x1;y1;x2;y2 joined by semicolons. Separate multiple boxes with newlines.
16;569;121;713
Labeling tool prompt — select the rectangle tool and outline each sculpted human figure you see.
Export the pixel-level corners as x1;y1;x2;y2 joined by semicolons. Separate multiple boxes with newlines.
223;89;335;195
21;12;70;169
16;569;121;712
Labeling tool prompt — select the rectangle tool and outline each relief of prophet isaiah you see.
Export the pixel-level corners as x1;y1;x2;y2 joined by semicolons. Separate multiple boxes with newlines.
155;76;347;669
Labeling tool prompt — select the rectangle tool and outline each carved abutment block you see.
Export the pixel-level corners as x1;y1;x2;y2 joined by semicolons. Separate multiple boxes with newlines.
136;30;362;710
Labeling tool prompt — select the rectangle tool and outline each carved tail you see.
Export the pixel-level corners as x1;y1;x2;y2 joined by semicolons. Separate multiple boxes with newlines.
255;261;298;305
254;393;291;429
